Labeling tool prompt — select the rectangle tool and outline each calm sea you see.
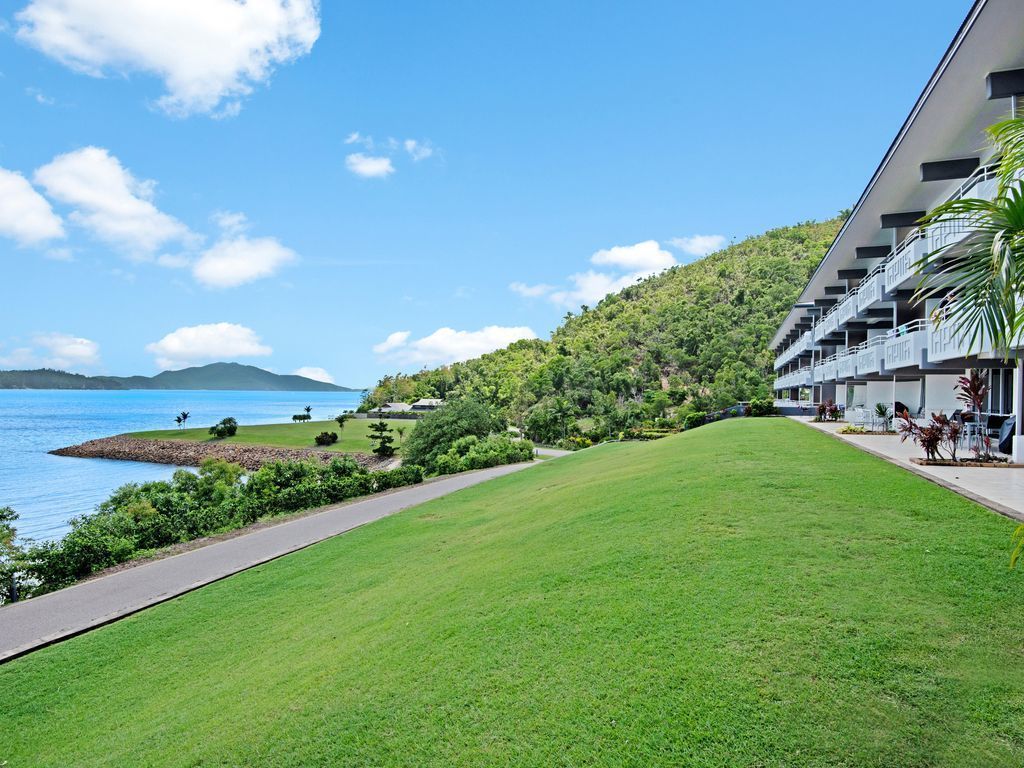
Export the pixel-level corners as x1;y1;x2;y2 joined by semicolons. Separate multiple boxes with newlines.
0;390;364;542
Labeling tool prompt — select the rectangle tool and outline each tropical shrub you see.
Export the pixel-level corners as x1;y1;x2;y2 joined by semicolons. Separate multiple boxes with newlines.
314;431;338;446
897;410;962;461
683;412;707;430
814;400;841;422
403;398;503;473
749;398;778;417
433;434;534;476
209;417;238;438
291;413;311;423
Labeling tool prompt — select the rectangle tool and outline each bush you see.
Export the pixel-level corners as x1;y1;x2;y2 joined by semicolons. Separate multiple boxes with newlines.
291;414;311;423
208;417;238;438
403;398;503;473
314;431;338;446
749;398;778;417
683;412;707;430
433;433;534;476
557;435;592;451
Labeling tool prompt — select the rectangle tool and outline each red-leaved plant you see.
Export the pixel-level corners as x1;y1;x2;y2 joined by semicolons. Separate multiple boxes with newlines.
897;410;961;461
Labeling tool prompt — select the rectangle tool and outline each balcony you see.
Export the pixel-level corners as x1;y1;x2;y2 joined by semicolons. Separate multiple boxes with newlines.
883;320;927;369
836;350;856;379
774;366;812;390
883;232;929;292
855;336;886;376
773;331;811;370
927;313;989;362
857;267;884;312
836;293;858;327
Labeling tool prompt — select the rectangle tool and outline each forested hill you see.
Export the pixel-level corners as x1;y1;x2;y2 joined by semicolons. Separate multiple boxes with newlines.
0;363;358;392
365;217;843;440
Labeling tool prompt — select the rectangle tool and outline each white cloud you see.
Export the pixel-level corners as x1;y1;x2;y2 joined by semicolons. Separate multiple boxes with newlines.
193;235;296;288
0;331;101;371
345;153;395;179
666;234;726;257
145;322;272;369
374;325;537;367
0;167;65;246
403;139;434;161
45;247;74;261
514;240;679;310
292;366;334;383
212;210;248;235
509;281;553;298
33;146;193;258
372;331;411;355
549;271;646;308
591;240;675;272
25;86;54;105
344;131;363;145
15;0;321;117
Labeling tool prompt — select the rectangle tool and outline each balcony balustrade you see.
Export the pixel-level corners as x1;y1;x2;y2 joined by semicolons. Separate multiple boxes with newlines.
855;337;886;376
836;351;856;379
883;320;927;369
857;267;884;312
836;293;858;327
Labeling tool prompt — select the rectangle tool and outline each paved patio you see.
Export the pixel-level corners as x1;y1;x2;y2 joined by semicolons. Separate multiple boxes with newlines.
795;417;1024;522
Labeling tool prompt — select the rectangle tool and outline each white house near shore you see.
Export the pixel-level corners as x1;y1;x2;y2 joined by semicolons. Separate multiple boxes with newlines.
770;0;1024;461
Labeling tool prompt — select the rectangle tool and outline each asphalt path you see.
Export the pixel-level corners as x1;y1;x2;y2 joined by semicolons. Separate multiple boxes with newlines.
0;461;538;664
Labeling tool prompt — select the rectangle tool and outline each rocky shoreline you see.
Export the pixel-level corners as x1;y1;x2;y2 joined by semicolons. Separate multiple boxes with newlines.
50;435;393;472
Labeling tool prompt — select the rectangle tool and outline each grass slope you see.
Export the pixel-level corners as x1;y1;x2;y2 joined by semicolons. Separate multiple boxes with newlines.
5;419;1024;766
130;418;414;455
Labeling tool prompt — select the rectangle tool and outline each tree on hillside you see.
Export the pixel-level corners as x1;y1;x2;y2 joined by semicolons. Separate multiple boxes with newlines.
403;398;502;473
368;420;396;458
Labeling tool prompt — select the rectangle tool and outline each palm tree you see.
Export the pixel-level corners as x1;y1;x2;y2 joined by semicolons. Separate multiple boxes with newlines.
304;405;312;418
179;411;190;428
175;415;183;429
913;115;1024;355
395;424;406;447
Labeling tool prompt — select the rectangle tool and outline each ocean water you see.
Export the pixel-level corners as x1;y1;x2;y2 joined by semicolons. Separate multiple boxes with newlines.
0;390;364;542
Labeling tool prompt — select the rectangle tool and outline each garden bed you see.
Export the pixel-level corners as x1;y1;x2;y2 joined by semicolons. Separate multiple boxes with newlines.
909;457;1023;468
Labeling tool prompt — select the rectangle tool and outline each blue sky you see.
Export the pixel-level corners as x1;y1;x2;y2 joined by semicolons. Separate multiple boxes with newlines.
0;0;972;387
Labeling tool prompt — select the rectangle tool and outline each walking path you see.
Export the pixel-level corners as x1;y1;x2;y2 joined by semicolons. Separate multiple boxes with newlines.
796;417;1024;522
0;461;539;664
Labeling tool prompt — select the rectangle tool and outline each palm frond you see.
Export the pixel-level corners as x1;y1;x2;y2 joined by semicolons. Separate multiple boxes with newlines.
987;115;1024;193
912;186;1024;355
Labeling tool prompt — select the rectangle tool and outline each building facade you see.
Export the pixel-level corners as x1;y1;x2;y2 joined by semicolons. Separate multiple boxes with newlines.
770;0;1024;460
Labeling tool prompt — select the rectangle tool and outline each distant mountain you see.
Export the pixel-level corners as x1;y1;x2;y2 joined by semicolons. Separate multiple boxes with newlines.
0;363;361;392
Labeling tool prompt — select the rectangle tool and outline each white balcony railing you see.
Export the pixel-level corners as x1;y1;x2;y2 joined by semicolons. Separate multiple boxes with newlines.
927;309;990;362
855;335;887;376
857;266;884;312
883;231;929;293
773;366;812;390
773;331;811;370
836;350;856;379
883;320;927;369
836;292;858;327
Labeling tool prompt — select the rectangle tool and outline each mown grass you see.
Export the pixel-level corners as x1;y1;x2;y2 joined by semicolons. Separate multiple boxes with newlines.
4;418;1024;766
130;418;415;455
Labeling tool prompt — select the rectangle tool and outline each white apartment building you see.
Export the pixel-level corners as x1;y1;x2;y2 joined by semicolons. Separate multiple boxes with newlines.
770;0;1024;460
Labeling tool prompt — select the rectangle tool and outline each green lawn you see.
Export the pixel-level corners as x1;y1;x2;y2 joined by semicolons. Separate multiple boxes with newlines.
5;419;1024;766
129;418;415;455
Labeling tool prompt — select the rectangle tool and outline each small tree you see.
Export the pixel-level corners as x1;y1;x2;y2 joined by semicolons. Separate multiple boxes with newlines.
209;417;238;439
955;369;990;456
395;424;407;446
180;411;190;427
335;413;350;432
175;415;183;429
304;405;313;418
368;419;396;458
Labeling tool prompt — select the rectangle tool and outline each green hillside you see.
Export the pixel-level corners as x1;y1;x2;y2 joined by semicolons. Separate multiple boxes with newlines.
4;419;1022;766
0;362;359;392
366;218;842;438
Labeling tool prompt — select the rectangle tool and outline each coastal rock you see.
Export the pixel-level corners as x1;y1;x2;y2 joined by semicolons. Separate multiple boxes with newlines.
50;436;395;472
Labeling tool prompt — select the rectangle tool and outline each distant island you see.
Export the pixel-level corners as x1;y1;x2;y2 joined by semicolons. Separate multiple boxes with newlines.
0;362;361;392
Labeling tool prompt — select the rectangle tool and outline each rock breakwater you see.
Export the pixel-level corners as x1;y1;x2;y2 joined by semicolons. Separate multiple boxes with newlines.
50;435;390;472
